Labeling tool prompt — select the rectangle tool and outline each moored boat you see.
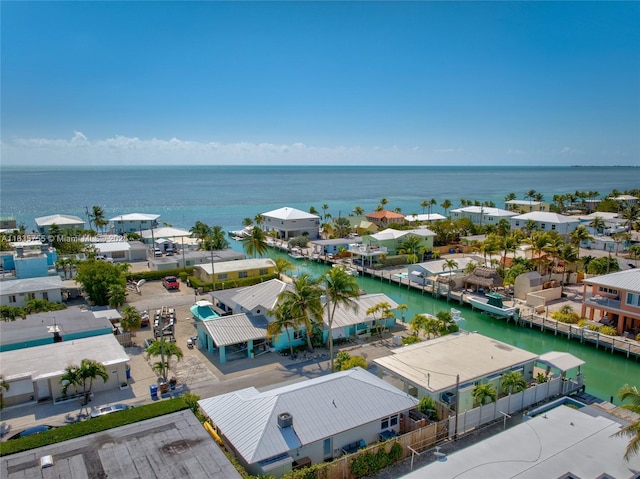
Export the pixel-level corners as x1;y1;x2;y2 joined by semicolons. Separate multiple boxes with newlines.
467;292;518;319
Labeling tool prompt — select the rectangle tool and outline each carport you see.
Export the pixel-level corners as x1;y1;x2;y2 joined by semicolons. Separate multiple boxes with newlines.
197;313;269;364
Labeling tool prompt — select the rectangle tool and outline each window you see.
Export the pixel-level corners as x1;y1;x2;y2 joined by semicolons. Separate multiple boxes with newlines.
540;223;546;230
27;293;35;300
238;271;248;279
293;330;304;341
218;273;228;280
627;293;640;307
390;415;398;427
323;438;331;456
515;221;520;227
381;418;389;430
551;224;556;230
8;295;16;303
598;287;619;296
259;269;268;275
42;292;48;301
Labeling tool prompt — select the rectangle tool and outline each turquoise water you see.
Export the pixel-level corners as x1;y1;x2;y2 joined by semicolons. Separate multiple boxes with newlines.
262;247;640;403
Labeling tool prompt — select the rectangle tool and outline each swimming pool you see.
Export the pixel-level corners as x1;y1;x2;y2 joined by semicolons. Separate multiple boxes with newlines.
190;304;220;321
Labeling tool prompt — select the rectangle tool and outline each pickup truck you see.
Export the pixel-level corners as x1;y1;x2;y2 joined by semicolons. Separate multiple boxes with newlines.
162;276;180;290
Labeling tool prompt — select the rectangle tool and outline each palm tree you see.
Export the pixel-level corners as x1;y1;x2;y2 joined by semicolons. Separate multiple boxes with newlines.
440;199;452;217
353;205;365;216
366;302;393;338
108;283;127;309
428;198;437;216
267;301;298;356
78;359;109;404
524;190;537;212
60;364;82;397
472;383;497;406
396;303;408;323
204;225;229;251
321;204;330;221
146;339;184;381
398;234;423;264
0;375;9;409
590;216;606;235
120;305;142;332
500;371;527;395
613;384;640;461
420;200;429;214
190;221;211;247
90;206;107;233
242;217;253;228
242;226;269;258
569;225;593;259
278;273;324;353
274;257;294;278
324;267;360;371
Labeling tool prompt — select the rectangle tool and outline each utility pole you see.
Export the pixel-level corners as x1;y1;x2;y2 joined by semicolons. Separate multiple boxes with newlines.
454;374;460;440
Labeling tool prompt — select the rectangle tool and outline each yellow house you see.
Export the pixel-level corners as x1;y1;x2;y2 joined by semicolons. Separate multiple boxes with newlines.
194;258;276;285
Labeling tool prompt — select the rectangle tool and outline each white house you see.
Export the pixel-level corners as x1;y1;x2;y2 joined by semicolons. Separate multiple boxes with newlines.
108;213;160;235
34;214;85;234
510;211;580;237
0;334;129;407
261;207;320;240
94;240;148;262
0;276;64;307
450;206;517;226
198;367;419;477
504;199;548;213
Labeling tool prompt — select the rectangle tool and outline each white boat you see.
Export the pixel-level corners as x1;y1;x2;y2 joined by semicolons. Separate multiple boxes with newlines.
332;264;358;276
467;292;517;319
289;247;305;259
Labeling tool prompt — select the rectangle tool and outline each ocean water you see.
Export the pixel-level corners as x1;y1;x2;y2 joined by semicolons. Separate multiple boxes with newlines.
1;165;637;234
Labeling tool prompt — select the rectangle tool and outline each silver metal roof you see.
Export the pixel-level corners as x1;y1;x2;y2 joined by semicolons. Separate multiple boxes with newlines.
328;293;398;329
0;275;64;295
200;313;268;347
582;268;640;293
212;278;291;313
198;367;419;464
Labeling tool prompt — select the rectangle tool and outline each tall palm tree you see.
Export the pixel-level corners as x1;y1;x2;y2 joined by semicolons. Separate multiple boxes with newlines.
146;339;184;381
278;274;324;353
324;267;360;371
267;301;298;356
366;301;393;338
0;375;9;409
242;226;269;258
524;190;537;212
190;221;211;247
78;359;109;404
398;234;423;264
613;384;640;461
353;205;365;216
440;199;452;217
242;217;253;228
273;257;294;278
428;198;437;216
60;364;82;397
321;204;330;221
90;206;107;233
472;383;497;406
500;371;527;395
590;216;606;235
420;200;429;214
396;303;408;323
569;225;593;260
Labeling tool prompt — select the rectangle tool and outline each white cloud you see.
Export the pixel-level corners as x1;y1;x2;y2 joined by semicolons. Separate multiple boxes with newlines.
2;132;439;166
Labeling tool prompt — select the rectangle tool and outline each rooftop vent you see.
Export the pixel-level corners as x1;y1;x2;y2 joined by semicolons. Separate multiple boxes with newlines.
277;412;293;429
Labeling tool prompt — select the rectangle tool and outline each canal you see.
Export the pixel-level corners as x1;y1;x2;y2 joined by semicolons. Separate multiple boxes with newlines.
266;250;640;403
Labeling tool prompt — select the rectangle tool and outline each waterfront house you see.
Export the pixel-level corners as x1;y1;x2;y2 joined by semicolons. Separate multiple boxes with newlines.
357;228;436;258
0;276;64;307
0;334;129;407
375;332;541;412
108;213;160;235
194;258;276;286
0;309;114;352
407;256;482;288
260;207;320;240
34;214;85;234
308;237;362;258
450;206;517;227
328;293;398;340
504;199;548;213
0;215;17;232
197;367;419;478
580;269;640;336
404;213;447;223
364;209;405;228
510;211;580;238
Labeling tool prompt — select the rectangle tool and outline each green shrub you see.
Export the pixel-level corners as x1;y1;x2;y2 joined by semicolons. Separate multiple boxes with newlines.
402;335;421;345
349;442;404;479
551;305;581;324
130;267;194;282
418;396;438;420
577;319;588;328
0;398;189;457
636;333;640;342
189;274;279;293
587;324;601;332
600;325;618;336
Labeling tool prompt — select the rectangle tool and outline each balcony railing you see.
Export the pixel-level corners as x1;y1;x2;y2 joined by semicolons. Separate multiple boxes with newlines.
585;294;621;310
347;245;388;256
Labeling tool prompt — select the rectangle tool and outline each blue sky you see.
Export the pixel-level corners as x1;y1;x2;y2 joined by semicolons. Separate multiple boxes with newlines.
1;1;638;166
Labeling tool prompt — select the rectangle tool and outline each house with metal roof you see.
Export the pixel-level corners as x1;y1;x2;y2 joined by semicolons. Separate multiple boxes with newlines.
357;228;436;257
0;275;64;307
450;206;518;227
34;214;85;234
504;199;548;213
407;256;483;287
375;332;542;413
581;269;640;336
0;308;114;352
0;334;129;407
93;240;148;262
510;211;580;237
108;212;160;235
198;367;419;478
260;206;320;240
194;258;276;286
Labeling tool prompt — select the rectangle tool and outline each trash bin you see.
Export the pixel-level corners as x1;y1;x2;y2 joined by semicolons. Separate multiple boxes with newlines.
125;367;131;379
449;248;455;254
149;384;158;399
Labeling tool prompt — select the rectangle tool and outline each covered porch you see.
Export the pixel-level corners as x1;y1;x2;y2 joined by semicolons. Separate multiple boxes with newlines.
197;313;269;364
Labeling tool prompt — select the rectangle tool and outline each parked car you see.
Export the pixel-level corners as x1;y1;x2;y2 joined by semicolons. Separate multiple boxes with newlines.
162;276;180;290
90;403;131;418
154;248;163;257
166;248;174;256
8;424;57;440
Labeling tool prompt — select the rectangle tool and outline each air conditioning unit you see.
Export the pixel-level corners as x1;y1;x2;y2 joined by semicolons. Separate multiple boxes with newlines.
277;412;293;428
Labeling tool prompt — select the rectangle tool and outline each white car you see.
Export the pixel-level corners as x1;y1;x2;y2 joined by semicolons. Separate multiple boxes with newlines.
90;403;131;418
